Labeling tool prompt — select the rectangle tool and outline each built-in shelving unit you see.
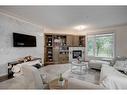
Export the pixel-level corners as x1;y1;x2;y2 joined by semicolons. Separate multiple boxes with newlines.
45;35;53;64
79;36;85;47
44;33;85;66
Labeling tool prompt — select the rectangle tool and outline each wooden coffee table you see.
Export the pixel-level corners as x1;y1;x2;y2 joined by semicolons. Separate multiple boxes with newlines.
49;78;68;89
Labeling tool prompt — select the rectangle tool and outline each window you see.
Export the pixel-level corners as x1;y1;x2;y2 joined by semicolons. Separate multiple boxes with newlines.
87;33;114;58
87;36;94;56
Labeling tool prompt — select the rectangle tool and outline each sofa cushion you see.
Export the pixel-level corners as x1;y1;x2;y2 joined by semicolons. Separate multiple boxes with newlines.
89;60;110;64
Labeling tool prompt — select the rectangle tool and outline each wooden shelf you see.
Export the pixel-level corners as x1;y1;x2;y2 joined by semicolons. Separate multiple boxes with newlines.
44;34;54;65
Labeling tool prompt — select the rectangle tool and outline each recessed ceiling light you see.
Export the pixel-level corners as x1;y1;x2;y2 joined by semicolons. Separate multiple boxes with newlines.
73;25;87;31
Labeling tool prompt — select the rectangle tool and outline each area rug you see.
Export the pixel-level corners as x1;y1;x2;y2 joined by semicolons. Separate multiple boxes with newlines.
64;68;100;84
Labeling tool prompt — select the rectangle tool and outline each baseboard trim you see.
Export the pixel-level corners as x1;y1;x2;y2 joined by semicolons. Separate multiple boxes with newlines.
0;74;8;82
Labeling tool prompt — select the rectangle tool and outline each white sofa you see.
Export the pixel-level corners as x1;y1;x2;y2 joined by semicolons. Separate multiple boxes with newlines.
1;63;127;89
88;60;110;70
0;64;48;89
67;64;127;89
99;64;127;89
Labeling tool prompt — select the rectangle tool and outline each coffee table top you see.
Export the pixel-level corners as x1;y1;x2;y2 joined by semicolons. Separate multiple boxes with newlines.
49;78;68;89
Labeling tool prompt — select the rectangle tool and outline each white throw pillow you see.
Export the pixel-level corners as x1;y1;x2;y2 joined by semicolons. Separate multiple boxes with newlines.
12;64;21;73
12;64;23;77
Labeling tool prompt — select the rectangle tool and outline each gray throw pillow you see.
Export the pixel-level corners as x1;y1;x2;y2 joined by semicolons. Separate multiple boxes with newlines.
110;56;127;66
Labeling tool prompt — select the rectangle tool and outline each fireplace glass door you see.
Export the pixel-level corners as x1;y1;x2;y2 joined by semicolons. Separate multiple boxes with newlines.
73;50;82;59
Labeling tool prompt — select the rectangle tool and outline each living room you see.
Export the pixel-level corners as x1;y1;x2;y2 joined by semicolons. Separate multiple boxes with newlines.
0;6;127;90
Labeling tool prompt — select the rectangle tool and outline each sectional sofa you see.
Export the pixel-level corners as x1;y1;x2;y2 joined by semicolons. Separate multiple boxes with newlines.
0;61;127;89
67;64;127;89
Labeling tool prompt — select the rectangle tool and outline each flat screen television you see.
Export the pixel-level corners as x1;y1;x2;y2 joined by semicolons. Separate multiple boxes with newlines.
13;33;36;47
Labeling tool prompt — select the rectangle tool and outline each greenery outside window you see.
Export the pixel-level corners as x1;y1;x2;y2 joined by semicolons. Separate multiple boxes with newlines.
87;33;114;58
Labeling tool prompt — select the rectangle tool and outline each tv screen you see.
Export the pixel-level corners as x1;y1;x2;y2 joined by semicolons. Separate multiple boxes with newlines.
13;33;36;47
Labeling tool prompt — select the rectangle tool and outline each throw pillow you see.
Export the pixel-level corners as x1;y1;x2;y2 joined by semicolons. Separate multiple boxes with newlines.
110;56;127;66
12;64;23;77
12;64;21;73
33;64;42;69
113;60;127;72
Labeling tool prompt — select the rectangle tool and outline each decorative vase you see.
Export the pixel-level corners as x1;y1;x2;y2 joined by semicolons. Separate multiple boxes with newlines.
58;80;65;87
58;73;65;87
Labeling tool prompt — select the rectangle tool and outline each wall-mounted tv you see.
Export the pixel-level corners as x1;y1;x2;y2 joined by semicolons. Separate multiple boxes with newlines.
13;33;36;47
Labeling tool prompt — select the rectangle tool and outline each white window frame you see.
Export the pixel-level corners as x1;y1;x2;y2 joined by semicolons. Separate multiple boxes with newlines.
86;33;115;59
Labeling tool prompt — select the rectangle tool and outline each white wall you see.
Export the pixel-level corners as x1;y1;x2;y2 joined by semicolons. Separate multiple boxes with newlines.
0;12;44;76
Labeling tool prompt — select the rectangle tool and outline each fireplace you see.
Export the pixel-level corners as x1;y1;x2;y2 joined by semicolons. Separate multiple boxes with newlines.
73;50;82;59
69;47;85;62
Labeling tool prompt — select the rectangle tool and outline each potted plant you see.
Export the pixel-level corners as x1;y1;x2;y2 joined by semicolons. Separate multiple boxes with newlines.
58;73;65;87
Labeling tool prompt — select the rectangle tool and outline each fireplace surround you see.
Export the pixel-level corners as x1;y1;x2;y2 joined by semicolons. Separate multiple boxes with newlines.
69;47;85;62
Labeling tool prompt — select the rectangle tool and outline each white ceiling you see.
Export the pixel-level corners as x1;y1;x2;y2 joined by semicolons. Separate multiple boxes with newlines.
1;6;127;30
